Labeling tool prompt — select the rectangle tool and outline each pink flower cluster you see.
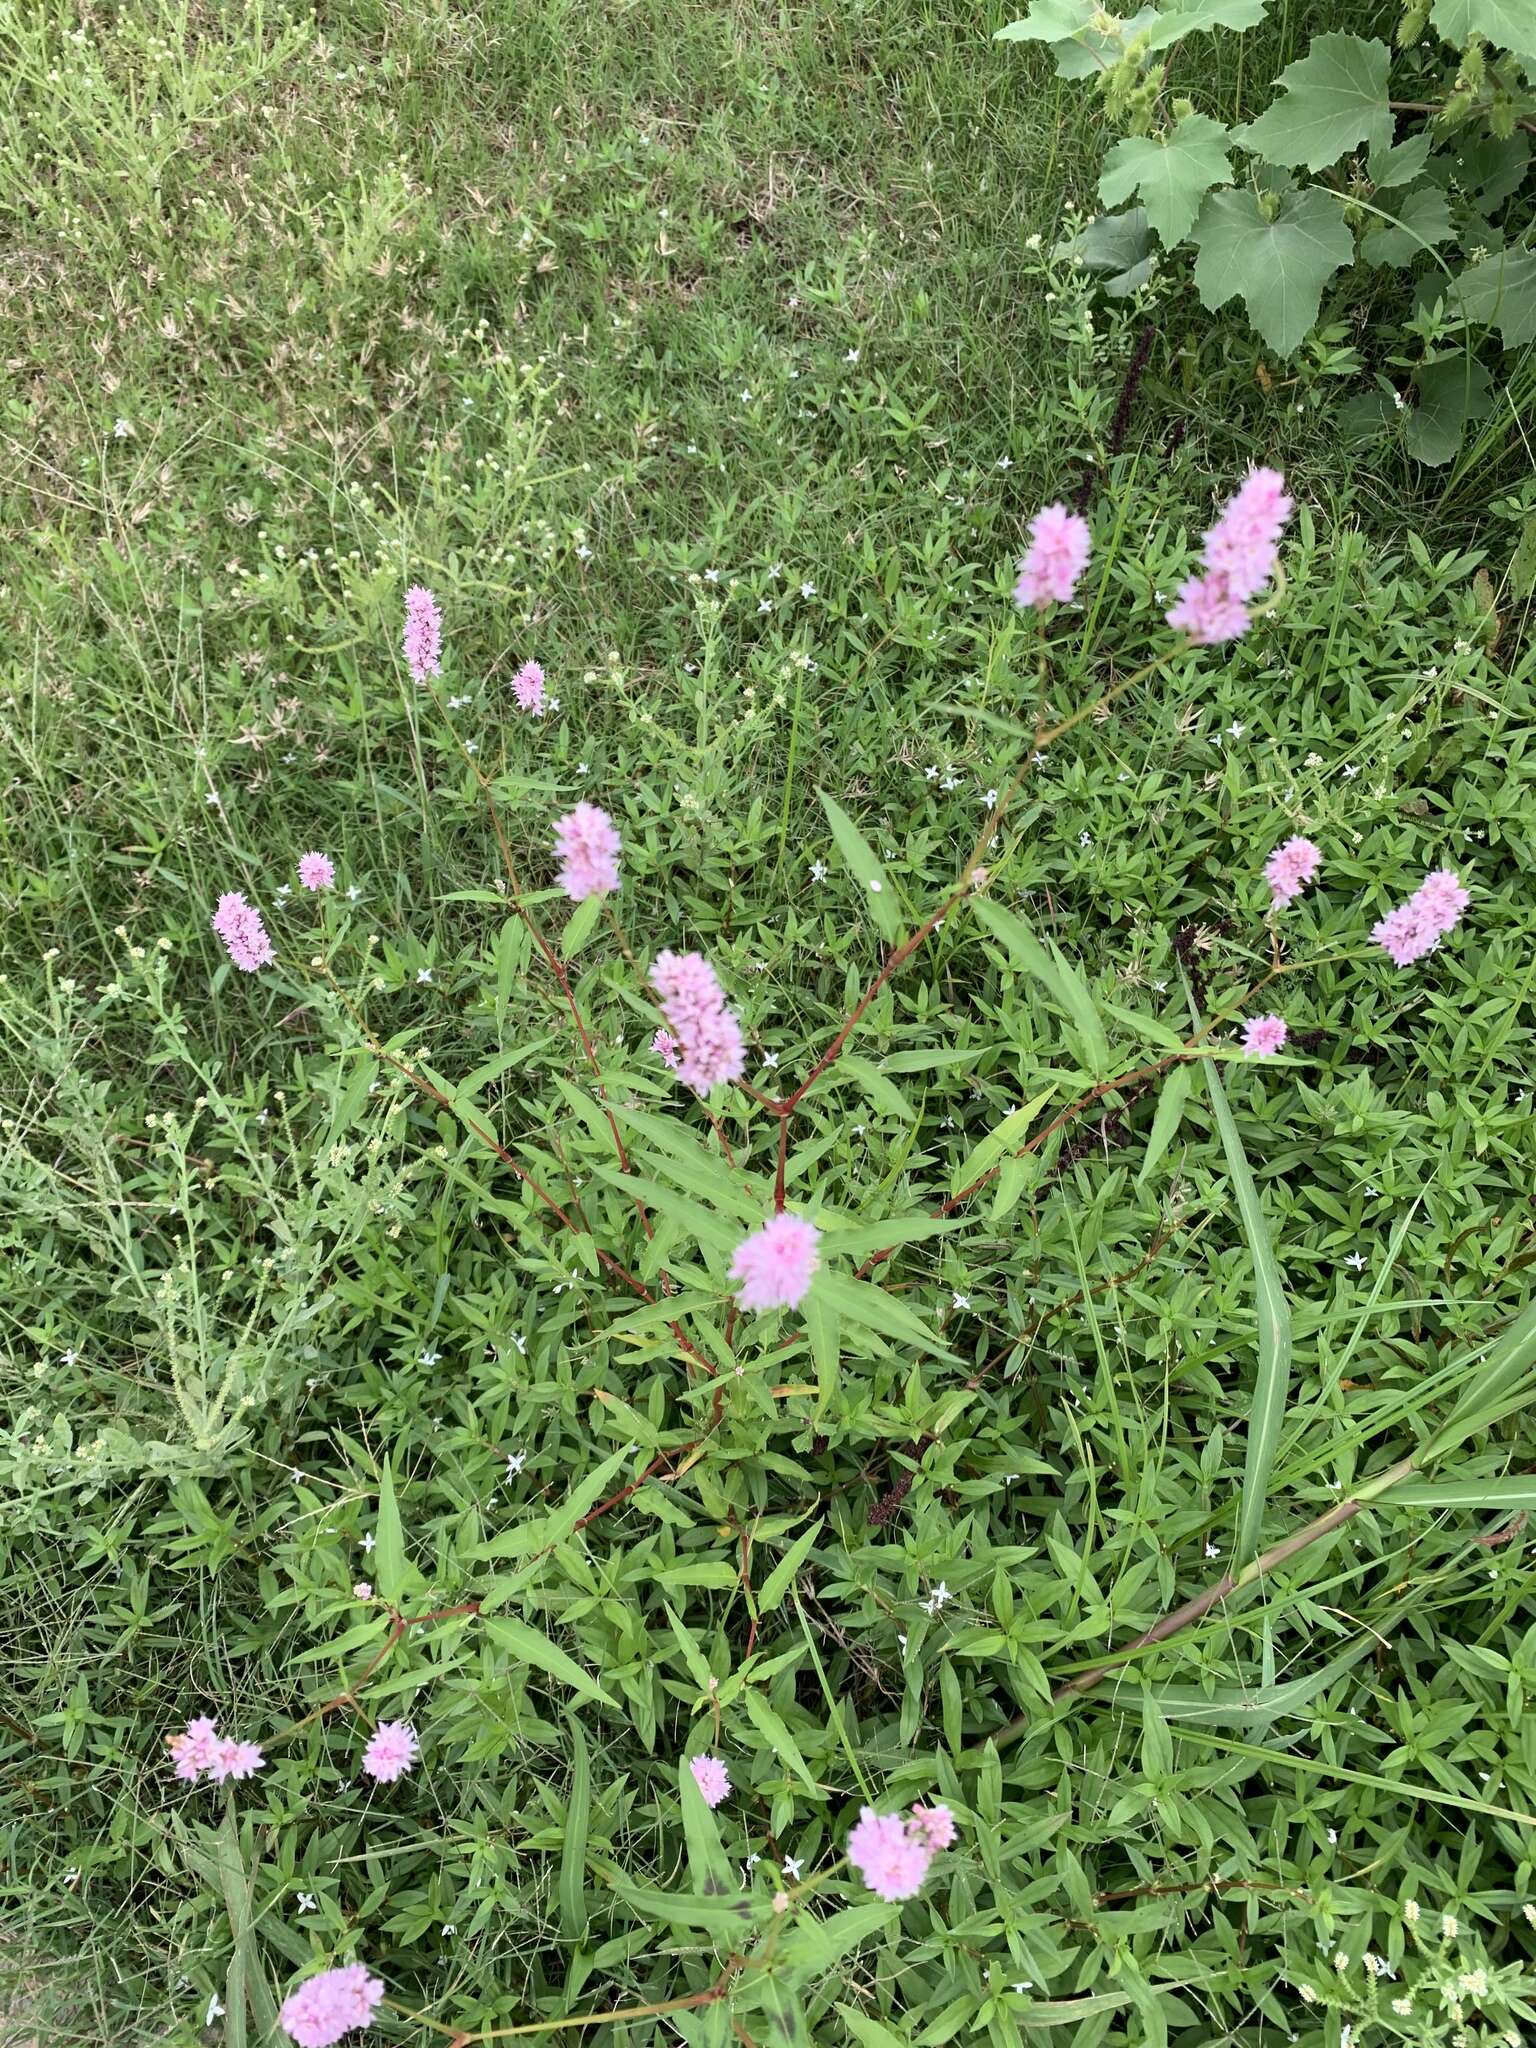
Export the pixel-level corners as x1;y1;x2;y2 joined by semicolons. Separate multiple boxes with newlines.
729;1212;820;1313
279;1963;385;2048
168;1716;265;1786
403;585;443;681
690;1754;730;1807
651;950;745;1092
1263;835;1321;909
299;851;335;892
1241;1013;1288;1058
1371;868;1471;967
1013;503;1092;611
652;1028;680;1071
513;659;545;714
847;1802;957;1901
1167;467;1292;645
360;1720;418;1783
211;892;275;972
553;802;622;901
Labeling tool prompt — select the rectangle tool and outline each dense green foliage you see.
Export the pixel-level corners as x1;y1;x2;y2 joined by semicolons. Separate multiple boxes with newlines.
1;2;1534;2045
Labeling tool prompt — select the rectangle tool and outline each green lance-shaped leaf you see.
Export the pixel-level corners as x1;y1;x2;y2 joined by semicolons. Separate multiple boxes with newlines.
819;790;902;942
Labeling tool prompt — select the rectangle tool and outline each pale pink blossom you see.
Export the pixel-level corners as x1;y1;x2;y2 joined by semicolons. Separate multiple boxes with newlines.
513;660;545;714
690;1754;730;1807
361;1721;418;1784
909;1803;957;1851
403;585;442;681
167;1715;221;1782
209;1737;266;1784
553;802;621;901
1240;1013;1288;1058
1203;466;1292;600
298;852;336;892
729;1213;821;1312
353;1581;372;1601
1013;504;1092;610
651;949;745;1093
1264;835;1321;908
1371;868;1470;966
1166;567;1251;646
211;891;275;972
847;1807;932;1901
279;1963;385;2048
651;1028;680;1071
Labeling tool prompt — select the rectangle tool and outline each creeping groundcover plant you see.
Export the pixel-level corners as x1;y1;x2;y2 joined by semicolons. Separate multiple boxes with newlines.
182;462;1502;2043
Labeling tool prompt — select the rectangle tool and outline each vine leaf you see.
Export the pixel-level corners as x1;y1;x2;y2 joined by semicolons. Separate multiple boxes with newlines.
1190;186;1353;355
1360;183;1453;267
1141;0;1269;46
1450;245;1536;346
1100;114;1235;246
1235;33;1393;172
1429;0;1536;60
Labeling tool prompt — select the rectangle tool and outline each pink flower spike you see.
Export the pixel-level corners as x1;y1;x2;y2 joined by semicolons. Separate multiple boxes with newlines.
730;1213;821;1313
211;891;275;972
909;1803;957;1851
1013;503;1092;611
651;949;746;1093
209;1737;265;1784
512;659;546;714
167;1714;221;1782
1263;835;1321;908
361;1720;419;1784
1410;867;1470;939
1203;466;1292;600
690;1754;730;1808
1166;568;1250;646
1371;903;1431;967
1240;1014;1288;1059
651;1028;680;1071
847;1807;933;1902
353;1581;372;1601
553;801;622;902
279;1963;385;2048
298;852;336;892
403;585;443;682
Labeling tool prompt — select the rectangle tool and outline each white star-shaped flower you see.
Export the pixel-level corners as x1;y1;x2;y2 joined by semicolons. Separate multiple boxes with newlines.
762;1051;779;1068
420;1349;441;1365
951;1292;970;1310
758;598;772;612
1226;721;1245;739
506;1451;526;1477
781;1854;804;1879
809;860;827;880
113;417;131;438
297;1892;317;1913
845;348;859;363
982;787;998;805
800;580;815;598
360;1531;375;1553
997;456;1012;470
416;967;433;983
1343;763;1360;778
346;885;361;901
1344;1252;1366;1271
207;1993;225;2024
923;1581;950;1616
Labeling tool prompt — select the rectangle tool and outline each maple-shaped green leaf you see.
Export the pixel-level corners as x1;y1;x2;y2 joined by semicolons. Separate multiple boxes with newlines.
1190;186;1353;354
995;0;1098;41
1051;4;1160;77
1235;33;1393;172
1360;182;1454;266
1405;357;1493;465
1369;132;1433;190
1100;114;1234;246
1429;0;1536;59
1141;0;1270;49
1451;245;1536;345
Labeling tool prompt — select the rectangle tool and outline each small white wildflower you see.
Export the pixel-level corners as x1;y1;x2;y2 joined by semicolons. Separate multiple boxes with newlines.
923;1581;950;1617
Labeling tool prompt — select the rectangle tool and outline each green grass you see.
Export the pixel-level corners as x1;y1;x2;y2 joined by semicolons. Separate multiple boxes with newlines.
2;2;1536;2045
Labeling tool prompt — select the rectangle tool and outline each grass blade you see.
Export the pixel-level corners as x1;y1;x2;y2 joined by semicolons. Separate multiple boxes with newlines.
1421;1296;1536;1461
558;1709;590;1938
819;790;902;941
1202;1055;1291;1565
1387;1475;1536;1511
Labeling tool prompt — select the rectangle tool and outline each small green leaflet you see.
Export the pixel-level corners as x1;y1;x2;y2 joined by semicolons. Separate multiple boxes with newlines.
1099;115;1234;247
950;1087;1056;1197
1406;358;1493;466
819;790;902;942
1369;131;1433;189
604;1876;754;1934
1055;207;1155;297
375;1453;406;1604
994;0;1097;40
756;1519;824;1614
1136;1060;1196;1187
1191;186;1353;355
1140;0;1269;50
1451;245;1536;346
816;1269;956;1361
1430;0;1536;59
1360;183;1453;268
972;897;1112;1077
558;1709;590;1936
560;893;603;958
1235;34;1393;173
1389;1476;1536;1512
474;1441;634;1563
483;1615;617;1708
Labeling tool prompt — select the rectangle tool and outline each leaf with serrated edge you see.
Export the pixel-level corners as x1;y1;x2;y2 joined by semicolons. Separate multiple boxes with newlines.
1236;33;1392;172
1100;115;1234;246
1191;186;1353;354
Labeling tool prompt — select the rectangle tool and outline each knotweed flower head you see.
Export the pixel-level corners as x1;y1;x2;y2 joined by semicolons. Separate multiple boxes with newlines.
1241;1014;1288;1058
1013;503;1091;610
729;1212;820;1313
279;1963;385;2048
651;949;745;1093
847;1808;933;1902
553;802;621;901
361;1721;418;1784
690;1754;730;1807
908;1803;957;1851
1371;868;1470;967
1203;466;1292;600
1166;567;1251;646
512;659;545;714
651;1028;680;1072
1264;835;1321;908
211;891;275;972
298;852;335;892
403;585;442;681
167;1715;221;1782
209;1738;265;1784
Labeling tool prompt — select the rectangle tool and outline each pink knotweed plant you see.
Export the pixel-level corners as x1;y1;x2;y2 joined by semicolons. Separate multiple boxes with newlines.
553;802;622;901
729;1212;820;1312
298;851;336;892
1167;467;1293;644
168;1716;264;1786
361;1721;419;1784
278;1963;385;2048
846;1807;934;1902
512;659;545;714
1013;503;1092;610
651;1028;680;1071
211;891;275;972
689;1754;730;1808
908;1803;958;1851
651;948;746;1093
1240;1013;1288;1058
1371;867;1471;966
402;585;443;681
1263;835;1321;909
